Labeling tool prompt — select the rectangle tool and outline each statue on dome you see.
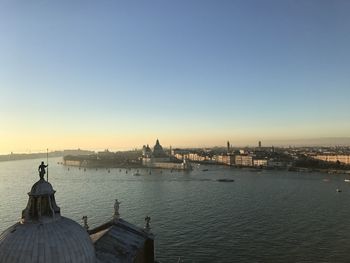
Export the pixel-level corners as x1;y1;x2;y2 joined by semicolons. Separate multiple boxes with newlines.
38;161;48;179
82;216;89;230
113;199;121;221
144;216;151;232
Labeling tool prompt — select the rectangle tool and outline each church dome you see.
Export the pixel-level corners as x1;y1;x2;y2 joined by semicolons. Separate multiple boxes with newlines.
30;179;55;196
0;217;96;263
153;139;167;158
0;175;96;263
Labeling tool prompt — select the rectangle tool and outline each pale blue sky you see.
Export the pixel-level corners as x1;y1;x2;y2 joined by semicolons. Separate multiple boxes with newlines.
1;0;350;152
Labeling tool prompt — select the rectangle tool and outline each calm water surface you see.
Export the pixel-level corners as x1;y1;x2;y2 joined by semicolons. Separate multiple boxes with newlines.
1;158;350;262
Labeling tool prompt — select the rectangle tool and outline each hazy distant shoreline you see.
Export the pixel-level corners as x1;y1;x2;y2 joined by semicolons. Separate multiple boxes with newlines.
0;152;61;162
0;149;94;163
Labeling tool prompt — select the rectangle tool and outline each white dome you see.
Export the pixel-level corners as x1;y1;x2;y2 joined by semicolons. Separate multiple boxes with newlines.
0;217;96;263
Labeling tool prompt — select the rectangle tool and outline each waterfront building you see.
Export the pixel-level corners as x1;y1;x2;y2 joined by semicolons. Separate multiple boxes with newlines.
142;140;191;170
97;149;115;159
171;148;189;159
64;158;82;166
235;155;253;167
142;144;152;158
188;152;209;162
253;159;268;167
0;167;155;263
63;149;95;156
312;154;350;165
151;139;169;162
216;154;235;166
267;160;287;168
142;139;170;165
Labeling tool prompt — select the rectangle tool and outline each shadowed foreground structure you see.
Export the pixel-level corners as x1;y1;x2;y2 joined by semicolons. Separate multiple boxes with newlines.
0;168;155;263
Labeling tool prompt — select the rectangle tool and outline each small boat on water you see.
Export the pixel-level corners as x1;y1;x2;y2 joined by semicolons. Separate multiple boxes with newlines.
217;179;234;183
202;169;209;172
336;188;342;192
345;179;350;182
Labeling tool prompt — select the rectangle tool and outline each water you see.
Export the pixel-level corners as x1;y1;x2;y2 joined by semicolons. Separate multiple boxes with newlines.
1;158;350;262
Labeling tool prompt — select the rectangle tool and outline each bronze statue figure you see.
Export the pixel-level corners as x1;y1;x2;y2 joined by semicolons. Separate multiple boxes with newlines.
38;161;48;179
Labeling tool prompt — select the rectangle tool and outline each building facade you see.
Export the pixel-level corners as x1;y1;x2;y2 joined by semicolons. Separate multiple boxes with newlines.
312;154;350;165
235;155;253;167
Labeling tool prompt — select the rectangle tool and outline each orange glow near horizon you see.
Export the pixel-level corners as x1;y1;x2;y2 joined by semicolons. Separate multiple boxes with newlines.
0;128;262;153
2;127;350;154
1;113;350;154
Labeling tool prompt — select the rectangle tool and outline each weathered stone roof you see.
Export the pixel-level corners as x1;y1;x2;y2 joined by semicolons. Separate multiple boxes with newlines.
0;167;155;263
0;175;97;263
29;178;55;196
0;217;96;263
90;219;154;263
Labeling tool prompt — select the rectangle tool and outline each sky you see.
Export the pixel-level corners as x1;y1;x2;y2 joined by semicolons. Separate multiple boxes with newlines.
0;0;350;153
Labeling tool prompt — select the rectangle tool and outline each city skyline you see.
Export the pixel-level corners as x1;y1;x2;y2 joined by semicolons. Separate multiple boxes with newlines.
2;137;350;155
1;1;350;153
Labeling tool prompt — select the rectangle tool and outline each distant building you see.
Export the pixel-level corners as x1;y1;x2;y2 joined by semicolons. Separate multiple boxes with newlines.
172;149;190;160
142;139;170;165
258;141;262;148
97;149;115;159
235;155;253;167
187;152;211;162
142;144;152;158
152;139;168;159
216;154;235;166
63;149;94;156
312;154;350;165
142;139;191;170
268;160;287;168
253;159;268;167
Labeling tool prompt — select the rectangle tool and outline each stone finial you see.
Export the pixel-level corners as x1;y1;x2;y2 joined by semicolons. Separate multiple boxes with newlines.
144;216;151;233
113;199;121;221
82;216;89;230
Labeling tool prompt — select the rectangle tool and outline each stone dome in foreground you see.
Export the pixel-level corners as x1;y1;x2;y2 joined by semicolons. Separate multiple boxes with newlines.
0;217;96;263
0;177;96;263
